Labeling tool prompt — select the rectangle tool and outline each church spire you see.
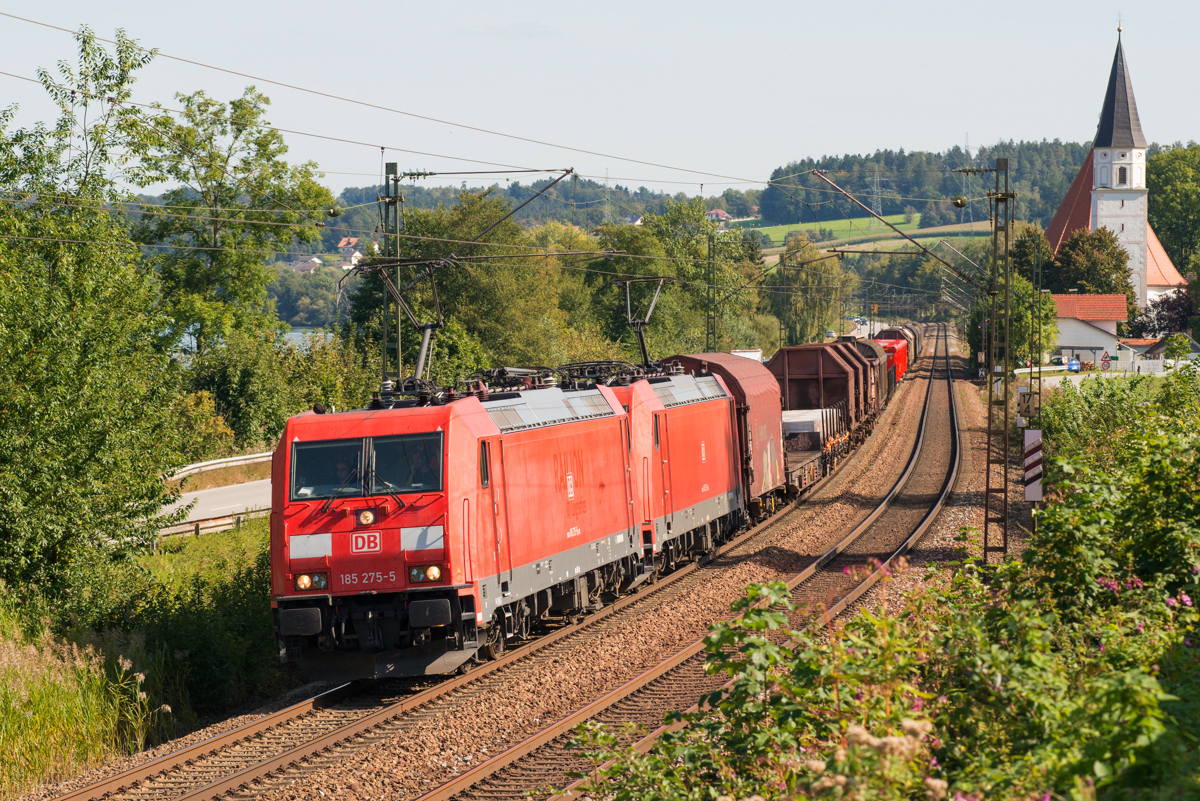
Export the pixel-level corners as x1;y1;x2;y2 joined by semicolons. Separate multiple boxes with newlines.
1093;35;1146;148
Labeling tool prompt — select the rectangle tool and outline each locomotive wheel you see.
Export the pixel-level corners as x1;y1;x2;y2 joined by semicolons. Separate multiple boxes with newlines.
482;625;505;660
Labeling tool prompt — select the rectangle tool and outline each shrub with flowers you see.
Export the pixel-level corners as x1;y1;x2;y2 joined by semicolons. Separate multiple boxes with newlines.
569;392;1200;799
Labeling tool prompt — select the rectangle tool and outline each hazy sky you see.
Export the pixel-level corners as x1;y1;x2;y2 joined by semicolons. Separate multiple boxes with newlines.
3;1;1197;196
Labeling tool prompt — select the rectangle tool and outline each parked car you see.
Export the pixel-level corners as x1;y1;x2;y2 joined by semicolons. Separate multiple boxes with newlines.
1067;357;1081;372
825;330;836;338
1049;356;1065;367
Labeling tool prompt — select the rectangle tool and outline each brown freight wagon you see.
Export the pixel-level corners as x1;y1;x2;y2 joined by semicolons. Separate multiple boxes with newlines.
830;341;876;419
765;343;869;446
838;336;888;413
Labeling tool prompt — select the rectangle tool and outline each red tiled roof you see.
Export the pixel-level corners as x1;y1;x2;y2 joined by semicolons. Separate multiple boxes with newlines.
1045;157;1093;254
1120;337;1160;347
1052;293;1128;320
337;237;360;248
1146;224;1187;288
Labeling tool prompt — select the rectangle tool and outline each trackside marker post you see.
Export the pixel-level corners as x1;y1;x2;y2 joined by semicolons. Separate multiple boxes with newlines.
1024;430;1043;502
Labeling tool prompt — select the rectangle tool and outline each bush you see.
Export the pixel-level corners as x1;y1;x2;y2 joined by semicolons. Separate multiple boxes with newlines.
572;412;1200;799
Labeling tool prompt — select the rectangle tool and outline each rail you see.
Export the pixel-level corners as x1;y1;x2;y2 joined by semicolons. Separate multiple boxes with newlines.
58;468;824;801
412;324;958;801
62;330;947;801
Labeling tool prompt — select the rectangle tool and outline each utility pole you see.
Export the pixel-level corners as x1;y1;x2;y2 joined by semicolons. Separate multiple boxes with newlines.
706;234;717;351
871;168;883;229
380;162;406;383
983;158;1014;564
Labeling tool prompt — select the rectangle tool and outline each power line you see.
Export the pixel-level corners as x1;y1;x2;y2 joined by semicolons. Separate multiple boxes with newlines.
0;12;767;185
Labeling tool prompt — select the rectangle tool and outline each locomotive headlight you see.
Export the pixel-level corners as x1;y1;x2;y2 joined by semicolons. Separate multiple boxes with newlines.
408;565;444;583
295;574;313;590
311;572;328;589
357;509;376;526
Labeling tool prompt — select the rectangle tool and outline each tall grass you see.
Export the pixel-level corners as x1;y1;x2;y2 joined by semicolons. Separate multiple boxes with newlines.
0;602;167;799
3;519;300;798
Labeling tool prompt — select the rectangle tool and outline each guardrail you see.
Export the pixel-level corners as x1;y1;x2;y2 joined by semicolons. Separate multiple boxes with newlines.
158;509;269;540
171;451;272;480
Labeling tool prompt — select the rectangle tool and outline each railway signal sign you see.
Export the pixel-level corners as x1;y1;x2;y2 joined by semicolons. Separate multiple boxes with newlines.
1024;430;1043;502
1017;388;1038;418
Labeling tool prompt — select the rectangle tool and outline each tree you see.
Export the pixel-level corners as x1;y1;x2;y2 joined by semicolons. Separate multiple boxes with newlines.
134;88;335;355
1128;289;1195;337
965;272;1058;364
1011;222;1055;284
1147;143;1200;270
0;28;184;590
1051;227;1137;323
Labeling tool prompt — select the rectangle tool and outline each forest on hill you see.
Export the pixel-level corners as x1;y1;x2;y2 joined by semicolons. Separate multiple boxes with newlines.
758;140;1094;230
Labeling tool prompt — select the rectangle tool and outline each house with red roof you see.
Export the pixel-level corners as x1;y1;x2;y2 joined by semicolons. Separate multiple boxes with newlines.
1044;34;1187;309
705;209;733;222
1051;292;1136;364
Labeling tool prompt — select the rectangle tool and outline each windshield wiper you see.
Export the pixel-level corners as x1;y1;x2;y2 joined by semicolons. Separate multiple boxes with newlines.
319;468;361;514
369;470;408;510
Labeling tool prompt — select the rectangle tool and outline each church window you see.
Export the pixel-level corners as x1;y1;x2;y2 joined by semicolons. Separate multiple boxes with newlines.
1118;166;1127;185
1121;199;1125;208
1121;224;1125;232
1100;166;1110;186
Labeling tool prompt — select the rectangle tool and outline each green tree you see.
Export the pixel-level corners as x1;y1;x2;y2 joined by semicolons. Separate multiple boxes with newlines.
0;28;184;590
268;264;342;327
965;272;1058;364
1147;143;1200;270
1011;222;1055;283
1051;227;1137;322
135;88;335;355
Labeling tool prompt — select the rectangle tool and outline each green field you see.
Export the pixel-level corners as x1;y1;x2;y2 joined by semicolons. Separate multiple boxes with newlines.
733;213;919;244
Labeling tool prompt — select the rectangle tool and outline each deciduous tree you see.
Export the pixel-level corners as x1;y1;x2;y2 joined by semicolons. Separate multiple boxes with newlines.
135;88;335;355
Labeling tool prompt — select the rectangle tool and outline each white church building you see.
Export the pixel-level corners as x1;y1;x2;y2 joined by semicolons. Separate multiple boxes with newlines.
1045;34;1187;308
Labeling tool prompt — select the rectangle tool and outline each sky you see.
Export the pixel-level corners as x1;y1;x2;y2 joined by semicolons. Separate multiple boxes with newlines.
2;0;1198;197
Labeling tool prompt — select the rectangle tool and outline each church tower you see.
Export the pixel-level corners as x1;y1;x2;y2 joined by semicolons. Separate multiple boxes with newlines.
1045;34;1185;307
1090;34;1149;305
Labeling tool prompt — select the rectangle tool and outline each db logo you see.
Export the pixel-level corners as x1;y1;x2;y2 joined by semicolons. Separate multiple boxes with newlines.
351;532;381;554
566;472;575;500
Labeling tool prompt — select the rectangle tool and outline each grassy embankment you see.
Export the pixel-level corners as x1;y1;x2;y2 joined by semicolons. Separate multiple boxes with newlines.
574;367;1200;799
0;520;290;800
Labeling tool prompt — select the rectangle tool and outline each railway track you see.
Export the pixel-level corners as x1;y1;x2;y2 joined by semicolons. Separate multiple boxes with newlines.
52;326;951;801
411;323;960;801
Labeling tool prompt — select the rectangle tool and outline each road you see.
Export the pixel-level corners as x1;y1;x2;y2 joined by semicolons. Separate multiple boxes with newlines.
169;479;271;522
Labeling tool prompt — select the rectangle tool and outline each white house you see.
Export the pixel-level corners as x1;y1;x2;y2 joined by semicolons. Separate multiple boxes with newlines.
1052;293;1135;363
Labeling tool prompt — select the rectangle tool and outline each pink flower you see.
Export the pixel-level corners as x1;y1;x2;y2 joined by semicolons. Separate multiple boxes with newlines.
913;698;924;712
1167;598;1178;607
843;567;851;576
1137;621;1144;634
1181;593;1193;607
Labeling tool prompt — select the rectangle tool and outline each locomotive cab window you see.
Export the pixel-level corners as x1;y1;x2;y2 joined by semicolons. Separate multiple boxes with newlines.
372;433;444;494
291;438;364;500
